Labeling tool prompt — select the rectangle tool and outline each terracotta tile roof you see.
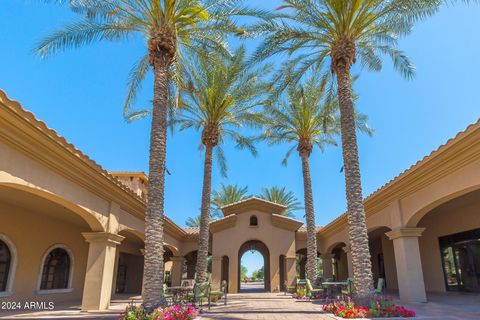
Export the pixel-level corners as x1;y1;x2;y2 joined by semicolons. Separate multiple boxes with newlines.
297;226;323;233
183;227;200;235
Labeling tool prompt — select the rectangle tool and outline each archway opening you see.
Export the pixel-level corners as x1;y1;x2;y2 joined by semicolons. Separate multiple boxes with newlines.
416;189;480;293
368;227;397;293
238;240;270;292
331;243;348;281
296;248;322;280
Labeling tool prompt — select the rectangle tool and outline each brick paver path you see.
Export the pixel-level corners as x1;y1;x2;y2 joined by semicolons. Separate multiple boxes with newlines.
200;292;336;320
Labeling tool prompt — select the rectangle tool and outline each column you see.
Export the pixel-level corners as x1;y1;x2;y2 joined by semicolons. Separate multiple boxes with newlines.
322;254;334;279
170;256;185;287
81;232;124;311
386;228;427;303
211;256;222;290
343;246;353;278
285;256;297;287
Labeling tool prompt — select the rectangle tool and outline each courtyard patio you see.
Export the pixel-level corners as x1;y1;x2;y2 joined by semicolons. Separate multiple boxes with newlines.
1;291;479;320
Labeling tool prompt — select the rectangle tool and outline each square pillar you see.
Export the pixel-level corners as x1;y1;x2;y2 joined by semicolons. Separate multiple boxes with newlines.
286;256;297;287
386;228;427;303
211;256;223;291
170;257;185;287
322;254;334;279
81;232;124;310
343;246;353;278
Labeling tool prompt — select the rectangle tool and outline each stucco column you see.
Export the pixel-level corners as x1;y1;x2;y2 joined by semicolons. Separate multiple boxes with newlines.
386;228;427;303
343;246;353;278
81;232;124;311
286;256;297;287
211;256;223;290
322;254;334;279
170;256;185;287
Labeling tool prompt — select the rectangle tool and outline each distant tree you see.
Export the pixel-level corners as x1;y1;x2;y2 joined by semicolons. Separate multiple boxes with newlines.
240;265;248;281
185;215;202;228
258;186;302;217
211;184;249;219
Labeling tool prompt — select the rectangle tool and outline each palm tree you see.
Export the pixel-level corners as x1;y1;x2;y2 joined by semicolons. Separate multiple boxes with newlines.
185;183;248;226
185;215;202;227
211;183;249;218
253;0;442;301
257;186;302;218
262;75;372;284
36;0;259;309
173;46;270;283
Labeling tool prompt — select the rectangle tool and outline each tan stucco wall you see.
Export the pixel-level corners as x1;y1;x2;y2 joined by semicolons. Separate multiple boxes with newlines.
211;210;297;293
0;143;111;232
418;191;480;293
0;201;89;303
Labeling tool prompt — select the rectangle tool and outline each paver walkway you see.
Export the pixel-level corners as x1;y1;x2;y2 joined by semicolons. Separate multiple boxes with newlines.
200;292;335;320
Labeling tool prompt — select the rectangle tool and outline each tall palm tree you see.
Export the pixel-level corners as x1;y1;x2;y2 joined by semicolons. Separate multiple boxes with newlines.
262;75;372;284
257;186;303;218
253;0;442;301
173;46;270;283
211;183;249;218
36;0;259;309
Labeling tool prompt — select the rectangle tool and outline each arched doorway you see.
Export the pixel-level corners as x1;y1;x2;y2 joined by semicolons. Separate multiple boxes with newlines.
296;248;322;280
238;240;270;292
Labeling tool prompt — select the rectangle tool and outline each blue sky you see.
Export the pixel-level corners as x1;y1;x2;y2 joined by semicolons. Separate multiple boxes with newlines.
1;2;479;274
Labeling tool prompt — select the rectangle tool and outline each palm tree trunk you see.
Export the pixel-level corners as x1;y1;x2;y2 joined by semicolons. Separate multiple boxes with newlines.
196;143;213;283
335;66;374;302
142;53;171;310
300;153;318;284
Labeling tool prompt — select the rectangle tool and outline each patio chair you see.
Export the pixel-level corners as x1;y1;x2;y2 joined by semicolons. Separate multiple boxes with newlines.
187;282;211;309
341;278;355;296
163;284;175;305
306;279;324;300
374;278;385;295
210;280;228;305
283;280;296;295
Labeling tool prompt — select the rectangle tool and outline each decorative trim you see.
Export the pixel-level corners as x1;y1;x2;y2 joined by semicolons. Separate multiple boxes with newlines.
271;214;303;231
0;234;17;296
221;197;286;216
36;244;74;294
82;232;125;245
210;215;237;233
386;228;425;240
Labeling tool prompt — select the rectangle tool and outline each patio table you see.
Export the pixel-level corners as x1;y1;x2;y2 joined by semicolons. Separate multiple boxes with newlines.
167;286;193;303
322;281;349;299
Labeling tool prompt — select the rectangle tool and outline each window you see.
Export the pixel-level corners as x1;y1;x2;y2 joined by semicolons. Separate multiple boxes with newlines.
0;240;11;292
40;247;71;290
249;215;258;226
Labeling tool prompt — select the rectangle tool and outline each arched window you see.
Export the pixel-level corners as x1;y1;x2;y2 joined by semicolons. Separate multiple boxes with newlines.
249;215;258;226
40;247;71;290
0;240;11;292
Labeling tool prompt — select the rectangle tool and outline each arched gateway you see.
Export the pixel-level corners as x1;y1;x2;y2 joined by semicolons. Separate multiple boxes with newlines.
210;197;303;293
238;240;270;291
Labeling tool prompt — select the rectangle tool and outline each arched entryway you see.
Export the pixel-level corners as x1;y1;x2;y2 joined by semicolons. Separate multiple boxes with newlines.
238;240;270;292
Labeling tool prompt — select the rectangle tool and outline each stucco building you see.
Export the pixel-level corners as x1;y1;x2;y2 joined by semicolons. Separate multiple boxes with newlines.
1;89;479;311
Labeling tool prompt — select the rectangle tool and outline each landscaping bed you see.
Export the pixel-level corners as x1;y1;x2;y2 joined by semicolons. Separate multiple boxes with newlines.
118;303;199;320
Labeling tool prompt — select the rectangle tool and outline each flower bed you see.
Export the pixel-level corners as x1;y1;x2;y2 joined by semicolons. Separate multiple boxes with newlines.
322;296;416;318
118;303;199;320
